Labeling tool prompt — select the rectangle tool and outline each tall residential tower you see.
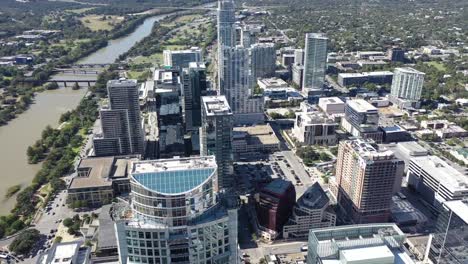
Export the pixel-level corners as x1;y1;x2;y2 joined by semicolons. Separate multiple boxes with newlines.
217;0;236;49
200;96;234;189
390;67;425;109
93;79;144;157
334;139;404;223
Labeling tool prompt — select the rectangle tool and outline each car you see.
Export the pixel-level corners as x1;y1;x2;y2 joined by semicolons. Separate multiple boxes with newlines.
52;212;56;215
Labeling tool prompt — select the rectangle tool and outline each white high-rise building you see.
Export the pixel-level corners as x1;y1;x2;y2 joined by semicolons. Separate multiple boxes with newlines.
219;46;251;112
294;49;304;66
390;67;425;101
114;156;239;264
217;0;236;92
302;33;328;96
219;46;264;124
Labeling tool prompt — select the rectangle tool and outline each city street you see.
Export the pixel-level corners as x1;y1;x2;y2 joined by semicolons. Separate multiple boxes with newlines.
241;241;307;263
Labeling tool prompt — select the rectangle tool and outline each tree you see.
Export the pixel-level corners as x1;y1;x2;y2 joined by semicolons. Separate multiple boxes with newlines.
9;229;40;255
45;82;59;90
63;218;73;228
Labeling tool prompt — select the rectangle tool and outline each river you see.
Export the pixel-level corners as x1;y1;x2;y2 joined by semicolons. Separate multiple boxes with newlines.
0;10;185;215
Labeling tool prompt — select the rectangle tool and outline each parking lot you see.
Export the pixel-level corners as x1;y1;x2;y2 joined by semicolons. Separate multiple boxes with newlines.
234;152;317;199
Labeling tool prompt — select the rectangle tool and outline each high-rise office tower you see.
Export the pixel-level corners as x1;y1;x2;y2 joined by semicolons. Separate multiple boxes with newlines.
182;62;207;132
200;96;234;189
163;47;202;69
114;156;239;264
256;179;296;241
390;67;425;101
334;139;404;223
93;79;144;157
250;43;276;80
302;33;328;96
340;99;383;143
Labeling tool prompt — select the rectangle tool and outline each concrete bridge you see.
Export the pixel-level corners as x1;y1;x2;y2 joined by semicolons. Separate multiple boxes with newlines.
53;68;101;75
18;79;97;87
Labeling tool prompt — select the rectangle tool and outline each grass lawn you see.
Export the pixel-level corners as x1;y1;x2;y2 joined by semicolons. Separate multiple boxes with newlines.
80;15;124;31
165;14;203;27
67;7;96;14
127;70;151;80
425;61;447;72
129;53;164;66
174;14;203;23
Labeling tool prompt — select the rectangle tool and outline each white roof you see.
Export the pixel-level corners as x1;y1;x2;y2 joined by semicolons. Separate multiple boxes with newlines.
306;32;328;40
319;97;344;105
341;245;394;263
410;156;468;192
346;99;377;113
53;243;79;263
397;141;428;156
395;67;425;75
131;156;216;174
339;71;393;78
444;200;468;224
202;96;232;116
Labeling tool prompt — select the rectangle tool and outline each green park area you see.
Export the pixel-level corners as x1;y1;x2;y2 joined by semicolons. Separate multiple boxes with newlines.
80;15;125;31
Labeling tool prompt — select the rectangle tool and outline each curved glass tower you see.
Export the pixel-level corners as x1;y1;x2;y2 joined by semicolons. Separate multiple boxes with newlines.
114;156;238;264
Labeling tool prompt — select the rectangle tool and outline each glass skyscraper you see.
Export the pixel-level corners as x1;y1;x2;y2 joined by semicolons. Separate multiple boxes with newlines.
302;33;328;96
114;156;239;264
200;96;234;190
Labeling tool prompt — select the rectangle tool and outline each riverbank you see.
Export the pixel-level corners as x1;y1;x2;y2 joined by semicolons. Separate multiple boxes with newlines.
0;88;88;216
0;69;111;238
0;9;176;129
0;1;211;232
